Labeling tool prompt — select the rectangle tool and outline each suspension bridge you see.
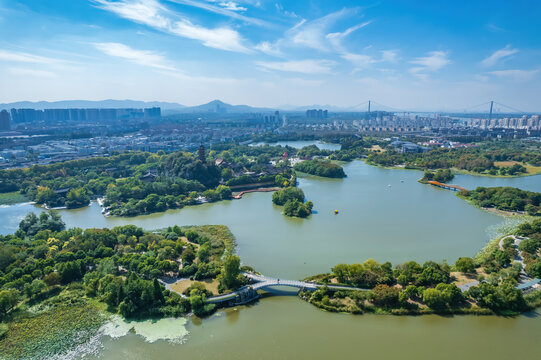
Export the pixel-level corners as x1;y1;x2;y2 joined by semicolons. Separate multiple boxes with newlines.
344;99;533;117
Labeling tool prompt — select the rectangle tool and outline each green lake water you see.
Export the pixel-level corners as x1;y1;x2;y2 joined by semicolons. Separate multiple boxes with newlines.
1;160;540;359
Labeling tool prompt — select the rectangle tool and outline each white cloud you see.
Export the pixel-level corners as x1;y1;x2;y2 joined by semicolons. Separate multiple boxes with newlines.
327;21;371;45
381;50;398;63
326;22;397;72
274;3;298;18
254;41;283;56
7;67;56;78
94;0;250;53
167;0;271;27
94;42;178;71
487;69;538;82
287;8;358;51
340;53;376;70
256;59;335;74
219;2;246;11
171;19;249;52
481;45;518;67
409;51;451;79
0;49;62;64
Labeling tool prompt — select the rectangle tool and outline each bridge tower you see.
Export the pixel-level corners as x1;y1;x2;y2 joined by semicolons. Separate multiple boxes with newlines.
368;100;371;113
489;100;494;121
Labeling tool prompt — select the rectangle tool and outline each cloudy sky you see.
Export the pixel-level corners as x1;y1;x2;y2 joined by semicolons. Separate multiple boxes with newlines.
0;0;540;111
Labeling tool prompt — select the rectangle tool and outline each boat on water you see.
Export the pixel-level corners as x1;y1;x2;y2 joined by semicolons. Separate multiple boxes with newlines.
334;209;339;214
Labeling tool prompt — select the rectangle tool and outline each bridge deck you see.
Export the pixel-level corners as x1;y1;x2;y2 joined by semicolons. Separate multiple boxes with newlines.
206;273;368;304
427;181;467;192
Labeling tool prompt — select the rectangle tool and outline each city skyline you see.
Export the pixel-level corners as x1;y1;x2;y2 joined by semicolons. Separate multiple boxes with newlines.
0;0;540;111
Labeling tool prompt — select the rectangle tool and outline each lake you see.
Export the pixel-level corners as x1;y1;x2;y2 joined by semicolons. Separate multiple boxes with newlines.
1;160;540;359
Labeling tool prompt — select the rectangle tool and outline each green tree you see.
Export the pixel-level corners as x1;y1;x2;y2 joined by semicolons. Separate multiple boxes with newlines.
371;284;399;307
0;289;20;319
182;247;195;266
220;255;241;290
455;257;476;273
221;168;233;181
422;288;446;310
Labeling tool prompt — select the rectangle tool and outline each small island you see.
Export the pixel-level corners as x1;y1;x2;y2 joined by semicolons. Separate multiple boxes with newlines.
294;159;346;178
419;168;454;183
272;187;313;218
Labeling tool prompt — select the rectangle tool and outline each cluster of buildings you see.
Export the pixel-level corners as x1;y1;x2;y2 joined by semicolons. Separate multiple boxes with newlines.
0;118;273;168
305;109;329;119
350;114;541;134
418;139;476;149
389;139;432;154
7;107;161;124
463;115;540;130
352;115;459;133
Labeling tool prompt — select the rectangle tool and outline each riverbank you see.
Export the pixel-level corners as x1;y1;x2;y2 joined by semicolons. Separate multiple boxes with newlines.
0;287;108;360
453;166;541;178
298;218;541;316
363;160;541;179
0;191;28;205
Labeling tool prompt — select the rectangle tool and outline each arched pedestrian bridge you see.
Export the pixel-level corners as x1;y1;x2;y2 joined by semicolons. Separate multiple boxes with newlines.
206;273;368;306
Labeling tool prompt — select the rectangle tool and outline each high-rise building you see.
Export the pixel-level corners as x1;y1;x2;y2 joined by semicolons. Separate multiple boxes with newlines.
306;109;328;119
144;107;161;118
0;110;10;130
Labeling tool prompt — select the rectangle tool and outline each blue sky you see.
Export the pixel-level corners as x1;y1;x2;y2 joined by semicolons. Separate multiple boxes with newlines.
0;0;540;111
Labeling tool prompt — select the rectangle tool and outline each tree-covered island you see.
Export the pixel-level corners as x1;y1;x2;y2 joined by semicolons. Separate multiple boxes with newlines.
0;212;247;359
293;159;346;178
272;187;313;218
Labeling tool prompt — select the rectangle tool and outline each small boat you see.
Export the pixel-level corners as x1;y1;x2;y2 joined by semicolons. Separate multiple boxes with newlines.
388;184;392;187
334;209;339;214
400;180;404;182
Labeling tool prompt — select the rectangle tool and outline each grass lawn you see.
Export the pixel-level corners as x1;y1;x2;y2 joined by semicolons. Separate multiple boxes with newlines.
370;145;385;152
171;278;220;296
494;161;541;175
450;271;478;286
0;192;28;205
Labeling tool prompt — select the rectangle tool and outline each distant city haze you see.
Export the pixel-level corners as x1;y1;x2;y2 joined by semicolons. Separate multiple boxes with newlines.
0;1;540;111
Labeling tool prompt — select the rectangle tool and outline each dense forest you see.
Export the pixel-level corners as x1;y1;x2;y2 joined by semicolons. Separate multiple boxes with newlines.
366;141;541;175
459;187;541;215
0;212;245;322
294;159;346;178
302;218;541;315
0;212;250;358
0;144;297;216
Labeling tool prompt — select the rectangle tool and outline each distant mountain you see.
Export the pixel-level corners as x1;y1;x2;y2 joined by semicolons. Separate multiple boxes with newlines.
0;99;185;110
177;100;276;114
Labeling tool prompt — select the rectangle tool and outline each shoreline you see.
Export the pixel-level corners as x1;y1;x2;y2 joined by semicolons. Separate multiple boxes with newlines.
363;160;541;179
